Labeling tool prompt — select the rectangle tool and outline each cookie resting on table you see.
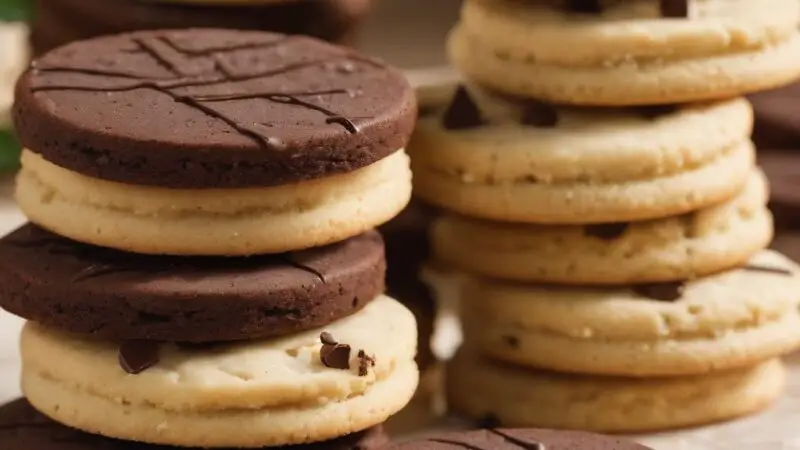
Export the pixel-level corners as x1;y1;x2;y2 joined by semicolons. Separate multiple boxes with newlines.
13;29;415;255
449;0;800;105
458;250;800;377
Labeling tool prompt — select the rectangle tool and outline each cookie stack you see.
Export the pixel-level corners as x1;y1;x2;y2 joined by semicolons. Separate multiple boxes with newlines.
410;0;800;433
30;0;372;55
0;28;418;448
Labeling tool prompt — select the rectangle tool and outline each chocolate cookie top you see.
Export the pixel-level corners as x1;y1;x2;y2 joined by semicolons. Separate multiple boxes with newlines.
391;428;652;450
14;29;415;188
0;224;385;342
0;399;388;450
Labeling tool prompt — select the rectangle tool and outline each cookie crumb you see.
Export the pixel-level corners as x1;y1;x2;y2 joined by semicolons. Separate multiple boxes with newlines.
357;349;376;376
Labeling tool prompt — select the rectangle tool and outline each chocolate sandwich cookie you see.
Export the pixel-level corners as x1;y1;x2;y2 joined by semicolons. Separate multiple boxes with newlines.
751;83;800;149
13;29;415;255
0;398;389;449
391;428;651;449
0;223;385;342
30;0;372;55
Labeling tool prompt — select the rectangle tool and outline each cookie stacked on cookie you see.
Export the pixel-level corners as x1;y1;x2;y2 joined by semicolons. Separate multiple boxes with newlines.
410;0;800;433
0;28;418;448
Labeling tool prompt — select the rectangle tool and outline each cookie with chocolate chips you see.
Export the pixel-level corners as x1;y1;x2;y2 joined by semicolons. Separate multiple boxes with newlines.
0;398;390;450
391;427;652;449
458;250;800;377
13;28;415;255
0;224;386;342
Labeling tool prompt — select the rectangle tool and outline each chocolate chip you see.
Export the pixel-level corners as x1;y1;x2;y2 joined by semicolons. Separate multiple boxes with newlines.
320;331;337;345
321;342;351;370
633;282;685;301
477;413;503;429
442;86;486;130
357;349;376;377
743;265;793;276
584;223;629;240
566;0;602;13
521;100;558;127
636;104;678;119
118;340;160;374
660;0;688;18
503;335;520;348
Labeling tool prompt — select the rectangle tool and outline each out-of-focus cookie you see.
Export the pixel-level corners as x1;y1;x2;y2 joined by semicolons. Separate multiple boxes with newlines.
460;251;800;377
14;29;415;255
448;350;786;433
432;170;772;284
21;296;418;448
410;85;754;224
450;0;800;105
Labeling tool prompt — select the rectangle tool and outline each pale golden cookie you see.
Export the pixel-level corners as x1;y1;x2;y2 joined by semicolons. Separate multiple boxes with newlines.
432;170;772;284
448;350;786;433
450;0;800;105
21;296;419;448
410;88;755;224
460;251;800;377
15;149;411;256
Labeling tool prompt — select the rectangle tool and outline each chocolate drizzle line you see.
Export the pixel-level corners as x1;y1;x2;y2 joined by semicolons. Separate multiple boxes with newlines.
30;34;366;149
488;429;546;450
743;265;793;276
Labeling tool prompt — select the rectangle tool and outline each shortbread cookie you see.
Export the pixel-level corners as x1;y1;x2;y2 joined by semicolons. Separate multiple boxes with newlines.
448;350;786;433
392;427;651;449
0;399;389;450
410;86;754;224
30;0;372;55
14;29;415;254
460;250;800;377
433;170;772;284
21;295;419;448
0;224;385;342
450;0;800;105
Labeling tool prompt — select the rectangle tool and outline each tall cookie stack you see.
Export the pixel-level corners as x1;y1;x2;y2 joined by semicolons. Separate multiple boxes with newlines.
0;29;418;449
411;0;800;433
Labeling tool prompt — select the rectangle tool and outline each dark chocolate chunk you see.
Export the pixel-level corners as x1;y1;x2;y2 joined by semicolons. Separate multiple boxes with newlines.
357;349;376;376
566;0;602;13
743;265;793;276
584;223;629;240
660;0;689;18
443;86;486;130
521;101;559;128
118;340;160;374
320;339;352;370
633;282;685;302
320;331;338;345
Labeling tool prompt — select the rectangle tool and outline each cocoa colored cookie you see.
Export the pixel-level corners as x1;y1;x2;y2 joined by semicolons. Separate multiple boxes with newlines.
14;28;415;188
30;0;372;55
0;224;385;342
0;398;389;450
391;428;651;449
750;83;800;149
758;152;800;228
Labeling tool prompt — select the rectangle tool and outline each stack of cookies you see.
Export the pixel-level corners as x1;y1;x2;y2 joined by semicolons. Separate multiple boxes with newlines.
0;28;418;448
411;0;800;433
30;0;372;55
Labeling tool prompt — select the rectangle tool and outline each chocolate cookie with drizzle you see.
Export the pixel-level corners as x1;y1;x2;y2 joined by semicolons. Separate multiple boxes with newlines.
0;224;386;342
391;428;652;449
14;29;416;188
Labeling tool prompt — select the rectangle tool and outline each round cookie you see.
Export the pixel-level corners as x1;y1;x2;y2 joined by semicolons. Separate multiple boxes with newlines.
448;350;786;433
460;250;800;377
21;295;419;448
450;0;800;106
410;85;755;224
14;29;415;255
392;427;651;449
30;0;372;55
432;170;772;285
0;399;389;450
759;151;800;229
0;223;385;342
